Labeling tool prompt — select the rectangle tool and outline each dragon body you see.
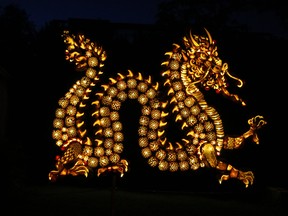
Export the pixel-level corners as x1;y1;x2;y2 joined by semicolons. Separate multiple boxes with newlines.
49;29;266;188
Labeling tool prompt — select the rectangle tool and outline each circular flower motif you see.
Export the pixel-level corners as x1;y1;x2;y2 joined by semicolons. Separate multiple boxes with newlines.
107;87;118;97
112;121;122;131
190;105;200;116
169;60;180;70
158;160;169;171
139;116;149;126
52;130;62;140
169;161;179;172
170;71;180;80
177;150;188;161
113;143;124;153
167;151;177;161
186;115;197;126
204;121;214;132
138;137;149;148
100;107;110;116
138;94;148;105
110;111;119;121
180;107;190;119
70;95;79;106
184;97;195;107
88;57;98;67
103;128;113;137
149;119;159;130
172;81;183;91
138;126;147;136
151;109;161;120
67;126;77;138
109;153;120;164
88;157;98;168
141;106;151;115
175;91;186;101
94;146;105;157
114;131;124;142
86;68;97;79
146;88;156;99
53;118;64;129
80;76;91;88
75;86;85;97
100;117;111;127
102;96;112;106
179;161;189;171
117;91;127;101
116;80;127;91
111;100;121;110
83;146;93;156
137;82;148;92
156;149;166;160
55;108;66;119
104;138;114;149
189;155;200;170
58;97;69;108
148;156;158;167
66;105;77;116
198;112;208;122
147;130;157;140
99;156;109;167
141;147;152;158
128;89;138;99
149;141;159;151
127;78;137;88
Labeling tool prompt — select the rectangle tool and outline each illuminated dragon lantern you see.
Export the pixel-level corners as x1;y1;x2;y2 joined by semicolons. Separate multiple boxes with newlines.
49;29;266;188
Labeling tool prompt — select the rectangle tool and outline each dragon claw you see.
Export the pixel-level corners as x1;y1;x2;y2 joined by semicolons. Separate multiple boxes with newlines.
97;159;129;177
219;170;254;188
239;171;254;188
248;115;267;130
245;115;267;144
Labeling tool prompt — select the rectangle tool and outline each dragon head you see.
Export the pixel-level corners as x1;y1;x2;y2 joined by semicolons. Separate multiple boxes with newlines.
181;28;246;106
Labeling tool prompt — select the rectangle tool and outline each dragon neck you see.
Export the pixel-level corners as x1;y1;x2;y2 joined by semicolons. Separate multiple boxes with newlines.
162;49;225;153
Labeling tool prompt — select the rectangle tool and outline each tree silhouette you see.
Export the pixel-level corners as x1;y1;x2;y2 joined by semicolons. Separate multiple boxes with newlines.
155;0;287;37
0;3;37;189
0;4;36;75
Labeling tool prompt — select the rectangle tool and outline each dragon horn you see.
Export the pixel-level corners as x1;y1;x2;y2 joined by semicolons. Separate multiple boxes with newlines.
204;28;212;44
189;30;199;47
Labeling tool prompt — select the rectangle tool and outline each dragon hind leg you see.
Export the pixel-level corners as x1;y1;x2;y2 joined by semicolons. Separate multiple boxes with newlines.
216;161;254;188
97;159;129;177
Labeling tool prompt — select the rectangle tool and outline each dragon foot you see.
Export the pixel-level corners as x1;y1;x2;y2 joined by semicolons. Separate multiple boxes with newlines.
219;168;254;188
48;160;89;182
238;171;254;188
97;159;129;177
246;115;267;144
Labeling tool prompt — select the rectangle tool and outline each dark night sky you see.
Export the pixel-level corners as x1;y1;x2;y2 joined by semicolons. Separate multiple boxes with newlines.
1;0;165;28
1;0;287;38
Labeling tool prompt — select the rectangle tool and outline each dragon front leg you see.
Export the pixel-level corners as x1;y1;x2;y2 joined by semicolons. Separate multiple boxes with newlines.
224;115;267;149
